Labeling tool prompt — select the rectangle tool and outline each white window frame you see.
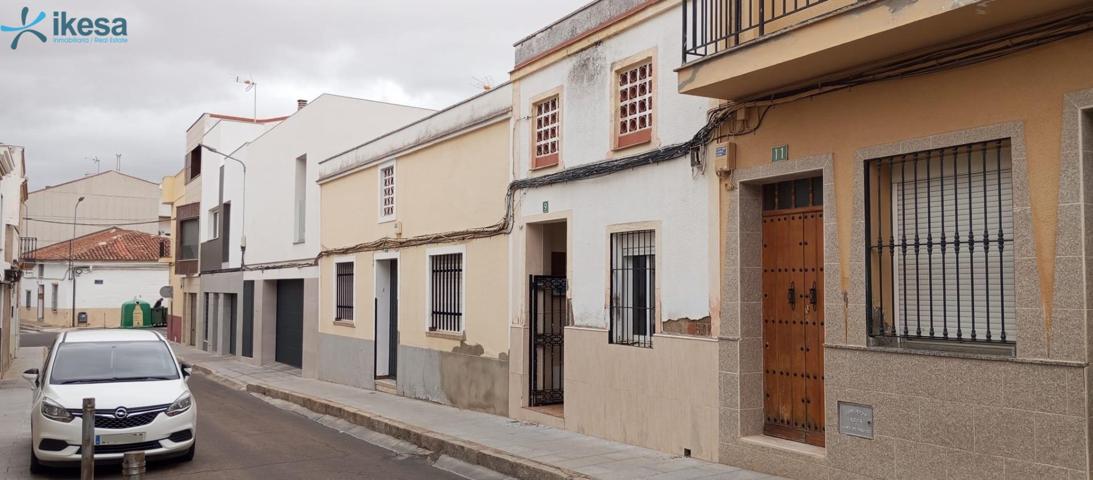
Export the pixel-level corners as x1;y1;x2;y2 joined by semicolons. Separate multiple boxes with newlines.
378;160;396;223
425;245;466;334
331;255;356;323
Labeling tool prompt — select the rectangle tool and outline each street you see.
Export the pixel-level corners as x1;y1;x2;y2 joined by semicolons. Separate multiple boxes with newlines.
3;336;470;479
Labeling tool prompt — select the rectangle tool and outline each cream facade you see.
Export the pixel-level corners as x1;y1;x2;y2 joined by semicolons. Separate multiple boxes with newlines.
676;0;1093;478
317;85;512;415
506;0;722;461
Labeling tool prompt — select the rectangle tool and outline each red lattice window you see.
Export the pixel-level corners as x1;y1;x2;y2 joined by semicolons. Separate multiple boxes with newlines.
616;60;653;149
533;96;560;169
379;164;395;220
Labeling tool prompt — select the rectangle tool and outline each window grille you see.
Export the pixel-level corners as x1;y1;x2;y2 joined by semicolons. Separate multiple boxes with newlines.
380;164;395;220
335;261;354;320
429;253;463;332
616;61;653;148
610;230;656;347
533;95;559;168
865;139;1015;348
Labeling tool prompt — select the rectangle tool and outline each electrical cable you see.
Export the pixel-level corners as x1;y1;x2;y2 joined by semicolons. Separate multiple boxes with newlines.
264;10;1093;268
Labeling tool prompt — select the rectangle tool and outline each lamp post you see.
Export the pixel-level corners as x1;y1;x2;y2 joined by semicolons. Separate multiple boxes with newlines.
69;196;84;328
200;144;247;267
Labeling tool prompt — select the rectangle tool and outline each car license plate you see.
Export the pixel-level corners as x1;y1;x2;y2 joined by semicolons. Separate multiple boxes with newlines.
94;432;145;446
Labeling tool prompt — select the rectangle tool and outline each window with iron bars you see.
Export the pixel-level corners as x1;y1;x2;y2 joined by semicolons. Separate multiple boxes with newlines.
335;261;354;321
610;230;656;347
865;139;1016;351
429;253;463;333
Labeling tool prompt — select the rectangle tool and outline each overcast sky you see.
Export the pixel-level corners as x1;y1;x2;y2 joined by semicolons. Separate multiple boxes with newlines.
0;1;589;189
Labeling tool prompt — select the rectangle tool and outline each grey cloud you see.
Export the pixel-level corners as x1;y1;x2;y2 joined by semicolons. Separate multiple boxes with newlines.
0;0;587;189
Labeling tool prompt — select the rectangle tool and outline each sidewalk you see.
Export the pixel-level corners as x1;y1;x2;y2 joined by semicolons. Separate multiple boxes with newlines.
0;347;45;479
171;342;780;480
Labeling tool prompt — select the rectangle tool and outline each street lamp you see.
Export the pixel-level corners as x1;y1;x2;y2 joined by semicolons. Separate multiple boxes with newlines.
69;196;84;327
201;144;247;267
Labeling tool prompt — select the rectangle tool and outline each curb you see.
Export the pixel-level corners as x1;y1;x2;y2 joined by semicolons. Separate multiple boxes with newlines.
245;383;590;480
186;362;588;480
188;363;247;391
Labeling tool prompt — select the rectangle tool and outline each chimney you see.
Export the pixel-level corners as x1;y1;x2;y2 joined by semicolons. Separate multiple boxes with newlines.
297;99;308;110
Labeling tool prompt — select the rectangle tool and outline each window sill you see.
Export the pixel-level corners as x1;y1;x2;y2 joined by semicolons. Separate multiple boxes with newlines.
377;217;396;225
426;330;465;341
333;319;355;328
827;342;1084;368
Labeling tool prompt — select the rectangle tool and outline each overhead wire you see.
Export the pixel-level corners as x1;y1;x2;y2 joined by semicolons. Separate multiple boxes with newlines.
274;10;1093;267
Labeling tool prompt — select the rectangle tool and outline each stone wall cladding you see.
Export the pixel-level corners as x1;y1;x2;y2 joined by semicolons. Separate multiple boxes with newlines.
719;121;1093;478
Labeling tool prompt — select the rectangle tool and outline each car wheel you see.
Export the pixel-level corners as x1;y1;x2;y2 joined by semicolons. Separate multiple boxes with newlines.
29;449;45;474
181;442;195;462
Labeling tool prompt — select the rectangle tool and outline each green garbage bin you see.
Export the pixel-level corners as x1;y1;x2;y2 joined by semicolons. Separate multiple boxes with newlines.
120;300;153;328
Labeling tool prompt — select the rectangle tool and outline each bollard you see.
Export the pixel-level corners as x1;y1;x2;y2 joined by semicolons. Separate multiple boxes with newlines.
80;397;95;480
121;451;146;479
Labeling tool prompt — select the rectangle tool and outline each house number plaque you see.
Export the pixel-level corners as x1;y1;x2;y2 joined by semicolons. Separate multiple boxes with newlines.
838;402;874;439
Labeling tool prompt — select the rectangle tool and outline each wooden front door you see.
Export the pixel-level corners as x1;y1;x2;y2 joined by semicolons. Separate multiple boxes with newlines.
761;178;825;447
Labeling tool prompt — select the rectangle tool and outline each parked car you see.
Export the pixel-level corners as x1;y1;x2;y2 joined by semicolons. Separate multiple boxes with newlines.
22;329;196;472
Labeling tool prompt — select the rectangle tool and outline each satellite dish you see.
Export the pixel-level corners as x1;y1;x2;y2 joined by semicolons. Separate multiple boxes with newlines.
159;286;173;298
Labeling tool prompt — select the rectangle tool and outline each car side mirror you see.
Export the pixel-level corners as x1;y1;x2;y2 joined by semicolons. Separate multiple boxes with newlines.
179;361;192;378
21;368;39;387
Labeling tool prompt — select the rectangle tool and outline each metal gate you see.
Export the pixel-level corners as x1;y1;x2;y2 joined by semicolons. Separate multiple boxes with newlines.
529;275;566;406
275;279;304;368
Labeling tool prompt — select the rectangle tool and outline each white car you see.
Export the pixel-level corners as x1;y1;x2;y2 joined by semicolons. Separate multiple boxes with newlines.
22;329;196;472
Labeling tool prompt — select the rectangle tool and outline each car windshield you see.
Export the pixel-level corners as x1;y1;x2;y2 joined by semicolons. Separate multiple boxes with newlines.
49;341;180;385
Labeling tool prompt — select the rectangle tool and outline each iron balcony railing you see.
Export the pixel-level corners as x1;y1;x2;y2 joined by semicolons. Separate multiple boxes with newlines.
682;0;833;63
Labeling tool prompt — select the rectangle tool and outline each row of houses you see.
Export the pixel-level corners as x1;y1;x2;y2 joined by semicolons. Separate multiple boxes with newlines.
0;145;30;375
162;0;1093;478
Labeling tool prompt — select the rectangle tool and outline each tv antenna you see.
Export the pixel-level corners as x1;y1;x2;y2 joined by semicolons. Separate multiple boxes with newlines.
235;76;258;122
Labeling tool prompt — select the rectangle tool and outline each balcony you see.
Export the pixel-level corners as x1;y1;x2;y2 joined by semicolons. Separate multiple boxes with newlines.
199;239;223;273
19;236;37;265
678;0;1089;100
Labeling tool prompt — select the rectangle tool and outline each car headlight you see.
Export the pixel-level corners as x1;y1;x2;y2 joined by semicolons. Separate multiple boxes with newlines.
42;397;73;423
165;392;192;417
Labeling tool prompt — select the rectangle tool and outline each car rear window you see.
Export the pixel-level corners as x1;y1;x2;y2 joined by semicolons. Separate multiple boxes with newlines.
50;341;180;385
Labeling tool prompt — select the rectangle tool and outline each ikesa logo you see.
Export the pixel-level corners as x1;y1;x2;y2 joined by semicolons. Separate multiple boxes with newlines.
1;6;128;50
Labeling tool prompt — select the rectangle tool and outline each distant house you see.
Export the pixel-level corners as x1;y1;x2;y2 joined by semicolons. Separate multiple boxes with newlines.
21;227;169;328
22;170;166;249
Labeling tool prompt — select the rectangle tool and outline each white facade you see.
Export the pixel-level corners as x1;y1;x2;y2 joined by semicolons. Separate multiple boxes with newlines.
509;4;716;329
23;261;167;311
186;115;279;269
244;94;434;269
237;95;433;369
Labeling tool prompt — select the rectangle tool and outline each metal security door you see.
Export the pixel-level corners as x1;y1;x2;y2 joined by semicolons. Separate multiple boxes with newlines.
762;178;825;447
275;279;304;368
529;275;566;406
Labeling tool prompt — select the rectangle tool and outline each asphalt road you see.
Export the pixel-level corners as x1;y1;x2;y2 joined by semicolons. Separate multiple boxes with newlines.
26;375;467;479
19;331;58;348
